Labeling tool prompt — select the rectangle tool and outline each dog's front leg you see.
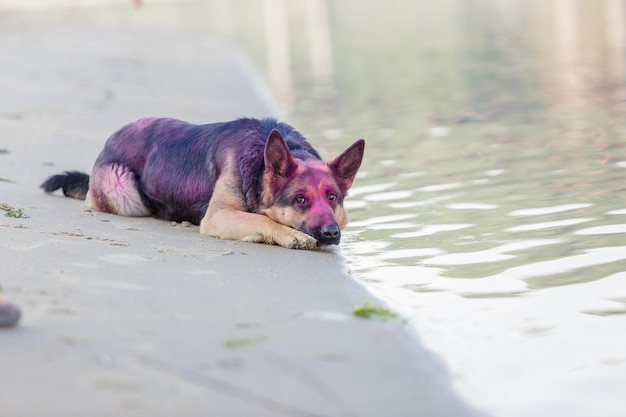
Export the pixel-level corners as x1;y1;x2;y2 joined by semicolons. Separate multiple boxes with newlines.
200;208;317;250
201;155;316;249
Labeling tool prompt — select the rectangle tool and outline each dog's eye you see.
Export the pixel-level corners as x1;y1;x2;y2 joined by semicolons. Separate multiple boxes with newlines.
295;196;306;205
328;193;337;202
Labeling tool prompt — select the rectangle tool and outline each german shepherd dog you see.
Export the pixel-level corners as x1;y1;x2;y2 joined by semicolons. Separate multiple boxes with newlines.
42;118;365;249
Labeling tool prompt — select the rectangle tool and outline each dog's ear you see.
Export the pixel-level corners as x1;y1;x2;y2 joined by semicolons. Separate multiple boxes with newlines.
264;129;297;178
330;139;365;192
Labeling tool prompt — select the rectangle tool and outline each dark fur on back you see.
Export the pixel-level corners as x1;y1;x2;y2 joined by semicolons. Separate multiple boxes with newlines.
42;118;321;224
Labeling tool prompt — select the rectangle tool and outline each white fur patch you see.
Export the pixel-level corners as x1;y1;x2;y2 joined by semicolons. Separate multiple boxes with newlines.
97;164;151;217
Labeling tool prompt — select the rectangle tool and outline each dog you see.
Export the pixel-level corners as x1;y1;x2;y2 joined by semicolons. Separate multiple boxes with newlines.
41;117;365;249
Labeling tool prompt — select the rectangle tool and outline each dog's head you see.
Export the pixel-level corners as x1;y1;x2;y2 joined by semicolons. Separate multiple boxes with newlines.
260;129;365;246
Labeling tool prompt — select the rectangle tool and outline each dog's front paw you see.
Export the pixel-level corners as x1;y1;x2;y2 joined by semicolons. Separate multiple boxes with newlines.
288;234;318;250
276;229;317;250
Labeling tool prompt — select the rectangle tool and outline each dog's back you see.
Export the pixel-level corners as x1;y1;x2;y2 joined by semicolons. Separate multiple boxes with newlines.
44;118;321;224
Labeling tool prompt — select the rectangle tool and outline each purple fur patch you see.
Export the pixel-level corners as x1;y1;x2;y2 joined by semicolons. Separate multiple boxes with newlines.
91;118;321;224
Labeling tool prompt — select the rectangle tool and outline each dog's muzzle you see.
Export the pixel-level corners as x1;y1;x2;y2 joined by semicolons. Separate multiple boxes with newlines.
316;224;341;246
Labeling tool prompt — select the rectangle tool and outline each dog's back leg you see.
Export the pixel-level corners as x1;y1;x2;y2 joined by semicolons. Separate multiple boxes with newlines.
86;163;152;217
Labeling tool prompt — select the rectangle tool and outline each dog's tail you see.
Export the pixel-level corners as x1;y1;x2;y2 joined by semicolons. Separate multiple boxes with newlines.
41;171;90;200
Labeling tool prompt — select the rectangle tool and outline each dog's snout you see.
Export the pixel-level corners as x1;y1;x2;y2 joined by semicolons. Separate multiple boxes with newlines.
319;224;340;245
322;224;340;239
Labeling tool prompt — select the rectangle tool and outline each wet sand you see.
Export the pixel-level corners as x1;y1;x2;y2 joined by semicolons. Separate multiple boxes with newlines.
0;7;482;417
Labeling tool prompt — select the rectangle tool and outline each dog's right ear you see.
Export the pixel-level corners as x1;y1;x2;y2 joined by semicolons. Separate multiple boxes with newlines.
264;129;297;178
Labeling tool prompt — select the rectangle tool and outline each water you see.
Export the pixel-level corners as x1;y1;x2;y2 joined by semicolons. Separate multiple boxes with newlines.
266;2;626;416
39;1;626;416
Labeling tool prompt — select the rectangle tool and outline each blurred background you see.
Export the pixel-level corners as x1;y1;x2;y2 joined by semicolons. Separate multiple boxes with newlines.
2;1;626;416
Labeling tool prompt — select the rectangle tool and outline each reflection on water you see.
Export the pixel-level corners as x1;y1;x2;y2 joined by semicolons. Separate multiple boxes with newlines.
59;1;626;416
272;1;626;416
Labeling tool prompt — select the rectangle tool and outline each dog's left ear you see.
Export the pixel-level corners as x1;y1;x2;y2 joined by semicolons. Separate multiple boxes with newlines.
329;139;365;192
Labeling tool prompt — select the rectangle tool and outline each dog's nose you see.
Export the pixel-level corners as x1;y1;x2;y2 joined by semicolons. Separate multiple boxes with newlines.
321;224;340;243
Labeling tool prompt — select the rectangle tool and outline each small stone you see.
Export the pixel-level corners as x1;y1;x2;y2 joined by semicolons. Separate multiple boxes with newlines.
0;298;21;327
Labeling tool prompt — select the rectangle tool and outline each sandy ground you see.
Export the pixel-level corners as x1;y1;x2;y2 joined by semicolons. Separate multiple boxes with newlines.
0;6;482;417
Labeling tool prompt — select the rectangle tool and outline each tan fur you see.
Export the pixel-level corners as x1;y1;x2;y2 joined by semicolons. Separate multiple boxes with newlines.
199;152;317;249
335;206;349;229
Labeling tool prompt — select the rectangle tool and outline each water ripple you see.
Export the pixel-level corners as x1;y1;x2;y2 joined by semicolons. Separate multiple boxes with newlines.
363;190;414;201
575;225;626;235
349;213;418;227
508;203;592;216
416;182;464;192
446;202;500;210
424;239;563;266
391;224;474;238
348;182;397;196
505;218;593;232
492;246;626;280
